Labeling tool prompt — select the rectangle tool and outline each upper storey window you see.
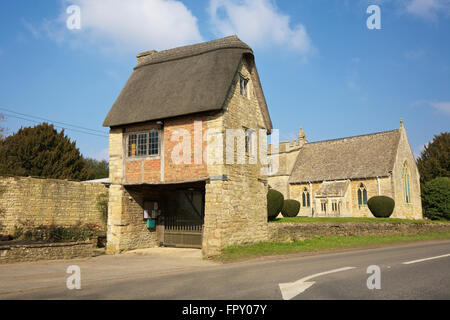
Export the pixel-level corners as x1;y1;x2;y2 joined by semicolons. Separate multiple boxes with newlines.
128;131;160;157
240;75;249;98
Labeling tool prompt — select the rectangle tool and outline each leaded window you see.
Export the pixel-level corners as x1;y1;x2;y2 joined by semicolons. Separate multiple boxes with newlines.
127;131;160;157
128;134;137;157
137;133;148;156
402;162;412;204
149;131;159;156
302;187;310;207
358;183;368;207
321;200;327;213
332;200;338;212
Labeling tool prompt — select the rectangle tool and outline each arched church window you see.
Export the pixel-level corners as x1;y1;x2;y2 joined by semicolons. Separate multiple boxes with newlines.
402;162;412;204
358;183;368;207
302;187;310;207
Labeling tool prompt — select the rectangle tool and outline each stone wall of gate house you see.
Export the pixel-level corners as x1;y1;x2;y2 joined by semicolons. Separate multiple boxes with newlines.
107;58;271;256
107;128;159;254
106;113;227;254
202;59;269;256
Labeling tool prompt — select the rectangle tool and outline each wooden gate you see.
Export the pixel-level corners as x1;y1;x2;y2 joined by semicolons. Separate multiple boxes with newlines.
163;190;204;249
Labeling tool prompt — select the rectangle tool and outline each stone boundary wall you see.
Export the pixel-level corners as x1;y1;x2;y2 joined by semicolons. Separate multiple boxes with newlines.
0;241;95;264
0;176;108;236
268;222;450;242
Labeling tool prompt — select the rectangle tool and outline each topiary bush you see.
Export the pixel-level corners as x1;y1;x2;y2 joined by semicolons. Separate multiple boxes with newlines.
422;177;450;221
281;200;300;218
267;189;284;221
368;196;395;218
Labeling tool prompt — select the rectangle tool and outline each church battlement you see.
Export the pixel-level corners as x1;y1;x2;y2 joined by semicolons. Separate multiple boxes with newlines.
268;127;307;155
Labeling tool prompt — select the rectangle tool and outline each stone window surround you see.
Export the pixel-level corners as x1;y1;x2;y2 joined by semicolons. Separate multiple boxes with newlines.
244;127;256;155
320;200;327;213
358;183;368;208
239;74;250;99
402;161;412;205
302;187;311;207
331;200;339;212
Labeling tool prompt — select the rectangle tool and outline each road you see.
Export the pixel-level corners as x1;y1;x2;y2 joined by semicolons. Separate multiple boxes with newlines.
1;240;449;299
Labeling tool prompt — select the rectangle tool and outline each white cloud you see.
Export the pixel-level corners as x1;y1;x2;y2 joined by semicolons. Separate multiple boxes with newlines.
46;0;203;53
22;18;41;39
404;0;450;21
362;0;450;21
413;100;450;115
96;148;109;161
404;49;427;60
208;0;314;58
85;147;109;161
414;143;426;159
428;101;450;114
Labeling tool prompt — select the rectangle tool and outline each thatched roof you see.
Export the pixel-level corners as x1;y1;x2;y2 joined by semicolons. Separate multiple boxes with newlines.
289;129;401;184
103;35;272;132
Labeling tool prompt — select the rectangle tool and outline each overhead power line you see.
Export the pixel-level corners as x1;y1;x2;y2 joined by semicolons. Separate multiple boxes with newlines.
0;107;109;138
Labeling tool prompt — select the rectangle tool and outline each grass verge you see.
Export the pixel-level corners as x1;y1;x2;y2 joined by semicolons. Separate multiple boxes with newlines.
214;232;450;263
271;217;449;224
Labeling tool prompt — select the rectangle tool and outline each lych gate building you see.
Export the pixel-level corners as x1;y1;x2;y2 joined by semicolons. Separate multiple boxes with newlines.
267;122;423;219
103;36;272;256
103;35;423;258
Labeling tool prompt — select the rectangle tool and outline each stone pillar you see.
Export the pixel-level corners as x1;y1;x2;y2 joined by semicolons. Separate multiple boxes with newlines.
106;128;124;254
106;184;125;254
202;181;223;256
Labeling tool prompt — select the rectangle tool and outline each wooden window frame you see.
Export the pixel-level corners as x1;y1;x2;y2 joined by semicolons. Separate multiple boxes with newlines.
127;130;160;158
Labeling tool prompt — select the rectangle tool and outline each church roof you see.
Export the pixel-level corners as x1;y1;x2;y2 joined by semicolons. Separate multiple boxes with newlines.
103;35;272;132
289;129;401;184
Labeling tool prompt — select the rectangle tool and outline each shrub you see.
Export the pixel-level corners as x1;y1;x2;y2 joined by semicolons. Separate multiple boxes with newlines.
267;189;284;221
368;196;395;218
11;224;100;242
96;192;109;223
422;177;450;221
281;200;300;218
13;226;24;239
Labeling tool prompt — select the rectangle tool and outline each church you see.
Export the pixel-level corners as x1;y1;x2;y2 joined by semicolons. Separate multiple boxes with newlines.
267;121;423;219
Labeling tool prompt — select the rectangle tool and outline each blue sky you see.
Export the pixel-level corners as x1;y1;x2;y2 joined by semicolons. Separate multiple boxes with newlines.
0;0;449;160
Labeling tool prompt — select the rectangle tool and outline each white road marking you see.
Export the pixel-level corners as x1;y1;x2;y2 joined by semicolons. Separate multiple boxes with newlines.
279;266;356;300
402;253;450;265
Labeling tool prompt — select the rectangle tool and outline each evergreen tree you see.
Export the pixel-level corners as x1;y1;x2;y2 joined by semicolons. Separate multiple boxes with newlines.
422;177;450;221
0;114;5;140
416;132;450;184
0;123;93;180
83;158;109;179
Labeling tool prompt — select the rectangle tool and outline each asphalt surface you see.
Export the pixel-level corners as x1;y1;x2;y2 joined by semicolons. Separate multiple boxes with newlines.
1;240;449;300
